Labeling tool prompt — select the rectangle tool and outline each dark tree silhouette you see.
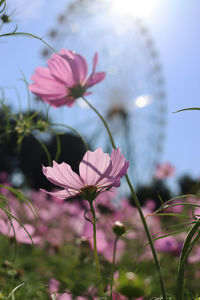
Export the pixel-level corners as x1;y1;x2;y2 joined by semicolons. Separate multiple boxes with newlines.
0;109;87;189
20;132;86;190
135;180;172;209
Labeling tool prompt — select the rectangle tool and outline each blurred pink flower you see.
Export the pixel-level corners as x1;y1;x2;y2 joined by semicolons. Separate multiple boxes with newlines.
82;214;125;262
154;162;175;179
0;219;40;244
163;199;183;214
96;189;117;212
48;278;96;299
41;148;129;201
49;278;73;299
49;278;60;297
29;49;106;107
144;199;156;212
188;246;200;263
155;235;181;256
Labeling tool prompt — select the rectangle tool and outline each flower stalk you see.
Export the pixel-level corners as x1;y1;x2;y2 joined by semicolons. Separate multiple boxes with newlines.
83;97;167;300
89;201;104;297
110;235;119;299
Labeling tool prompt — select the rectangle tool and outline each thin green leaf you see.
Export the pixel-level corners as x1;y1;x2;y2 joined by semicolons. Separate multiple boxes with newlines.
19;71;31;112
0;96;11;133
0;0;6;13
176;219;200;300
0;202;35;246
13;86;22;113
17;134;25;148
181;231;200;269
153;194;196;215
0;194;18;256
27;110;39;121
45;105;51;122
183;231;200;264
144;227;191;248
0;31;56;53
156;213;192;219
54;133;61;162
173;107;200;113
7;283;24;299
165;220;196;231
31;134;51;165
162;202;200;210
165;194;196;204
158;193;164;205
0;184;37;217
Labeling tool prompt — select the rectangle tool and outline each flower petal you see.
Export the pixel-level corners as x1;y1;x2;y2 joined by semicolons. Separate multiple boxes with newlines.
29;67;67;98
73;53;88;83
109;148;129;186
47;53;75;86
92;52;98;73
42;96;75;108
86;72;106;88
42;161;83;190
29;84;67;100
40;188;78;199
79;148;111;186
60;50;81;84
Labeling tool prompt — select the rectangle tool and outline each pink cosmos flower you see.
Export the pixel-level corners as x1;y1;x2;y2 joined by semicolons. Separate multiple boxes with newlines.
29;49;106;107
154;162;175;179
41;147;129;201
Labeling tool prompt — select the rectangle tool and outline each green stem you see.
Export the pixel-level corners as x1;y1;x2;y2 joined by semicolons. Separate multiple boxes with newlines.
110;236;119;299
82;97;115;147
31;134;51;166
125;174;166;299
176;219;200;300
0;32;57;53
89;201;104;297
83;97;167;300
0;0;6;13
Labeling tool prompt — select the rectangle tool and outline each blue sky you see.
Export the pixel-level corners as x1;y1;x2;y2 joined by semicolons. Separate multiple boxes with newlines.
145;1;200;182
1;0;200;190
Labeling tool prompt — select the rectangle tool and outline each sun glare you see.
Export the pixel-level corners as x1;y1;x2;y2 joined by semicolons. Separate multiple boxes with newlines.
134;94;153;108
110;0;156;17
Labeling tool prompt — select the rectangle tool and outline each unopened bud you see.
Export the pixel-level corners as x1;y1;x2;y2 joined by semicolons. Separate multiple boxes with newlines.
1;14;11;23
36;120;48;132
113;221;126;236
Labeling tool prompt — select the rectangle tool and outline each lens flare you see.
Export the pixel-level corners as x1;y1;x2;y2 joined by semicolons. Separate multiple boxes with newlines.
110;0;156;17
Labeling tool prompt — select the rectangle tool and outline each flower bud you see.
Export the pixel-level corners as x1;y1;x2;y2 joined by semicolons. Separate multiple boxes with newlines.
36;120;48;132
1;14;11;23
113;221;126;236
2;260;12;268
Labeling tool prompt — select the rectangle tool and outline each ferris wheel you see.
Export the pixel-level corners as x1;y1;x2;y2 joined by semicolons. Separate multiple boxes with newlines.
40;0;167;187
